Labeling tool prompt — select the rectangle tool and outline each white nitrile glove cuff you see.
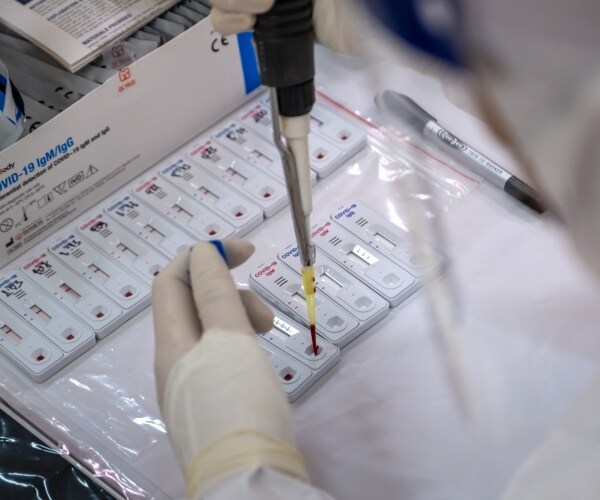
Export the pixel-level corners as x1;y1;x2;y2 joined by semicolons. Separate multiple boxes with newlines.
162;327;308;497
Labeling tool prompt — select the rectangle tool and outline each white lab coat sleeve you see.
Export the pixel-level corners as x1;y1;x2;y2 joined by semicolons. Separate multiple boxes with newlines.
461;0;600;278
460;3;600;497
501;373;600;500
200;466;336;500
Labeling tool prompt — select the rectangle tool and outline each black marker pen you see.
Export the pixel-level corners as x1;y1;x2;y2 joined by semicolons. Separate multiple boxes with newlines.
376;90;546;213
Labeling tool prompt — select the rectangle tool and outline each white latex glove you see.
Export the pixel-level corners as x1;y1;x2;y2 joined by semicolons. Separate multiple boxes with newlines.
209;0;373;55
152;240;309;498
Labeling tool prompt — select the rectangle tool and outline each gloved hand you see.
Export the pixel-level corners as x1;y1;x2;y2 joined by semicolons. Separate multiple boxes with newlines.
209;0;370;55
152;240;309;498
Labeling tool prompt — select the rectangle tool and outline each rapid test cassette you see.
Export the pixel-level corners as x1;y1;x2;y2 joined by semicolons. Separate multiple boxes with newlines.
309;101;367;154
185;137;288;217
48;233;151;313
259;340;313;403
104;193;195;258
0;270;96;357
19;251;123;338
237;95;358;179
157;158;264;235
130;173;238;240
260;314;340;402
263;313;340;376
250;259;366;348
0;302;68;382
278;244;389;326
211;120;317;185
76;212;169;284
331;202;445;280
310;220;419;307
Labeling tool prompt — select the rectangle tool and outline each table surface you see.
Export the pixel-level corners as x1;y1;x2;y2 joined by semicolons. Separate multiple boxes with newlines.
3;47;600;500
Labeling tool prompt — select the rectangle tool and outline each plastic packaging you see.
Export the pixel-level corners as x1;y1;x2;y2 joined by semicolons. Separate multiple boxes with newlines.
0;88;477;498
0;407;113;499
0;61;24;149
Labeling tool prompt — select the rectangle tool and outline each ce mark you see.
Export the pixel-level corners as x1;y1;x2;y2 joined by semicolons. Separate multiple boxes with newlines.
211;34;229;53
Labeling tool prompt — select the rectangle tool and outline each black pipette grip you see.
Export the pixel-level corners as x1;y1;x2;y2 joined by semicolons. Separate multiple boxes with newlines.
254;0;315;117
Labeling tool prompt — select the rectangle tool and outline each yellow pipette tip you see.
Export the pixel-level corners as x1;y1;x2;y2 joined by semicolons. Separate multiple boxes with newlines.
301;265;318;355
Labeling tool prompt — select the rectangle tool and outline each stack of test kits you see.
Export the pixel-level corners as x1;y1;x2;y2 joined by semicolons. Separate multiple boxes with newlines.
0;92;367;399
250;201;445;398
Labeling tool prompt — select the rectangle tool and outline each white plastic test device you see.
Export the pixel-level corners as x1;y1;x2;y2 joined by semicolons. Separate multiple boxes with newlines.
104;192;195;258
0;302;69;382
0;271;96;381
185;137;288;217
259;314;340;402
18;250;123;337
48;232;151;313
211;120;318;186
250;259;366;348
157;157;264;235
310;219;419;307
331;201;444;281
76;212;169;284
130;174;238;240
237;92;367;178
278;243;390;326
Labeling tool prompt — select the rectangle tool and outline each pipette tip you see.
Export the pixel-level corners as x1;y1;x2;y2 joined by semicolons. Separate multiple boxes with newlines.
310;324;318;355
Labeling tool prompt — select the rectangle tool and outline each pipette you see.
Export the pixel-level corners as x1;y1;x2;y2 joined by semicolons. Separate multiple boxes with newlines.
269;90;318;355
254;0;318;354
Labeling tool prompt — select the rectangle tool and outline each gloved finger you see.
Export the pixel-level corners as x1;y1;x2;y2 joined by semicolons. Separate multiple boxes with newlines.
313;0;374;56
239;289;274;333
189;242;254;333
152;238;253;338
153;240;256;400
215;238;255;269
152;248;203;400
207;241;273;333
209;8;256;35
211;0;274;14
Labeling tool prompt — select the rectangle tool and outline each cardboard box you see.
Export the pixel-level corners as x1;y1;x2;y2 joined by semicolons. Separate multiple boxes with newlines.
0;21;260;267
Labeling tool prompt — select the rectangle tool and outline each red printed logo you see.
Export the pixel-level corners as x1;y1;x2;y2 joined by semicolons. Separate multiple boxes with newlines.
254;261;278;278
117;68;137;93
119;68;131;82
112;45;125;58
